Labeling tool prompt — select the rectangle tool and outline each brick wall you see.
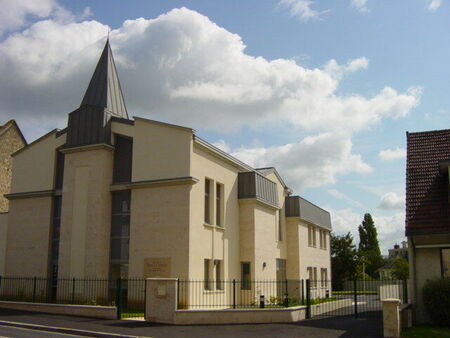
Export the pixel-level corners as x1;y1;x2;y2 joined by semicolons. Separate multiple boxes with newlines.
0;122;26;212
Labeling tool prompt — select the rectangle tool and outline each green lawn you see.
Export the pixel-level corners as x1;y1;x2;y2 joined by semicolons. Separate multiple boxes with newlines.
402;326;450;337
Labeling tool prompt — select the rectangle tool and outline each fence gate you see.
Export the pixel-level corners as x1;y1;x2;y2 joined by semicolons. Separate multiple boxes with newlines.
115;278;146;320
308;279;407;320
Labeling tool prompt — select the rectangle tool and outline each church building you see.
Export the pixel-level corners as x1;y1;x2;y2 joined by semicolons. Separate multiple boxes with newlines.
2;40;332;296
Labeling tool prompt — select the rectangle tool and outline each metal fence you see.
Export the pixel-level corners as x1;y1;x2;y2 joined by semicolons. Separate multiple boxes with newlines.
177;278;408;320
0;276;145;320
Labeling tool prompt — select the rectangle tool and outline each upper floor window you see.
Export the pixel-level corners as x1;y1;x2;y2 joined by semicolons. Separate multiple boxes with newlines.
54;151;65;190
278;209;283;241
319;230;327;249
113;135;133;184
216;183;223;226
308;225;316;247
204;179;212;224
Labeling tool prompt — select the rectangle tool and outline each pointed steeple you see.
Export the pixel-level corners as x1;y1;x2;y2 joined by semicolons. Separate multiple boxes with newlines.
65;39;130;148
81;39;128;119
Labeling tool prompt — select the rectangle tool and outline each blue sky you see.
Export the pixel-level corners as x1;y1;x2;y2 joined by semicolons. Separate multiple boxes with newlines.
0;0;448;253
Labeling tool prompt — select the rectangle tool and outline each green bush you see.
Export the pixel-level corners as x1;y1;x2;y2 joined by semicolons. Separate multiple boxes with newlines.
422;277;450;326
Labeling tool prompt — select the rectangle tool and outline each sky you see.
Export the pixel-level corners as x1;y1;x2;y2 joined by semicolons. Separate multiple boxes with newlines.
0;0;448;254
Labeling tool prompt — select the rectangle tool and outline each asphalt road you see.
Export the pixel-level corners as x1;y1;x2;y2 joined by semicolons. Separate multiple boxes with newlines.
0;307;383;338
0;325;84;337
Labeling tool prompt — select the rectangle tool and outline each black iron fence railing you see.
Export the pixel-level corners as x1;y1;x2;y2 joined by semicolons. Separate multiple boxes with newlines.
177;278;408;319
0;277;407;320
0;276;146;319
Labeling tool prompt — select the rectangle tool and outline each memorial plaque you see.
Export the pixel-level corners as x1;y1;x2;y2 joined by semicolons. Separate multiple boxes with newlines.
144;257;171;278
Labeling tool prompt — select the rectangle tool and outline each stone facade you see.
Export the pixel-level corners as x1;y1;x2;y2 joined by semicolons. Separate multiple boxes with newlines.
0;120;26;212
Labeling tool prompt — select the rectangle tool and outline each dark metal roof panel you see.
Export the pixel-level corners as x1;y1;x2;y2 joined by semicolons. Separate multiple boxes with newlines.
285;195;331;230
81;39;128;118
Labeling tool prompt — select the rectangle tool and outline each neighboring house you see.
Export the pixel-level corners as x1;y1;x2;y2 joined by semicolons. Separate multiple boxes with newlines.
0;120;26;275
388;241;408;260
3;40;332;303
406;129;450;323
377;242;409;279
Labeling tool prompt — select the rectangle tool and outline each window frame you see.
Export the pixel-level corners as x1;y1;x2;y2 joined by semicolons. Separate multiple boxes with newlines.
241;262;251;290
216;182;223;227
204;178;212;224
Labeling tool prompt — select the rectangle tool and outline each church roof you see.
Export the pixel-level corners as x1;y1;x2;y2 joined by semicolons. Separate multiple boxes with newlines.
81;39;128;118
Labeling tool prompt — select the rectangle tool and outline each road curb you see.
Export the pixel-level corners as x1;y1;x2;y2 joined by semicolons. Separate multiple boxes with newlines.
0;320;142;338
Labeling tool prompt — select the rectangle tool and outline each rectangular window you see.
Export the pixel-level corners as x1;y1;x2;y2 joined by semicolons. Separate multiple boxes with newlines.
241;262;251;290
442;248;450;277
204;259;212;290
215;259;223;290
313;267;317;287
308;226;312;246
321;268;328;287
323;231;327;250
204;179;211;224
110;190;131;279
278;209;283;241
54;151;65;189
307;267;313;284
113;135;133;184
308;226;317;247
313;228;316;247
216;183;222;226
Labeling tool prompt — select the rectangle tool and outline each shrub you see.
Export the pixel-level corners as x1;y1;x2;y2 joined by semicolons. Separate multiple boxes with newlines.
422;277;450;326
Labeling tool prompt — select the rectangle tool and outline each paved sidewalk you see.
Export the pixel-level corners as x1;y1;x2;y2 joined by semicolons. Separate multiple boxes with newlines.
0;308;383;338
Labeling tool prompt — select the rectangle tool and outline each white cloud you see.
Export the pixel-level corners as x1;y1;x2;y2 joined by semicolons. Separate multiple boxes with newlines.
350;0;370;13
278;0;330;22
231;132;372;190
426;0;442;11
378;192;404;210
0;7;421;141
330;208;405;253
328;189;364;208
212;139;231;153
378;147;406;161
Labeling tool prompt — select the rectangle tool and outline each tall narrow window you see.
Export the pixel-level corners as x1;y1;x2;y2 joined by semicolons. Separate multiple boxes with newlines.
54;151;65;189
204;259;212;290
307;267;313;283
312;228;317;247
442;248;450;277
215;259;223;290
110;190;131;280
278;209;283;241
323;231;327;250
321;268;328;287
113;135;133;183
216;183;222;226
204;179;211;224
241;262;251;290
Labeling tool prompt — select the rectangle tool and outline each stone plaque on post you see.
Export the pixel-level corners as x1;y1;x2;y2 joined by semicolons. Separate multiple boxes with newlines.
144;257;171;278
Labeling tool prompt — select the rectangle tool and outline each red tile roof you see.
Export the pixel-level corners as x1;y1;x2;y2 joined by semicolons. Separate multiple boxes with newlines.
406;129;450;236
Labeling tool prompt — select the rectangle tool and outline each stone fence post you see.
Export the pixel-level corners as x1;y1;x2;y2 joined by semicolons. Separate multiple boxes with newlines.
145;278;178;324
382;298;401;338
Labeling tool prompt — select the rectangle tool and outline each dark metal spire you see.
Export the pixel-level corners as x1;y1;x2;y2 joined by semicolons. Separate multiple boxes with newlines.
81;39;128;118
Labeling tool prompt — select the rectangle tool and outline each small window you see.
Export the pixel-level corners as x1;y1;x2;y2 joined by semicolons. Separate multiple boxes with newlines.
323;231;327;250
312;228;317;247
204;179;211;224
241;262;251;290
215;259;223;290
313;267;317;287
308;226;316;247
204;259;212;290
216;183;223;226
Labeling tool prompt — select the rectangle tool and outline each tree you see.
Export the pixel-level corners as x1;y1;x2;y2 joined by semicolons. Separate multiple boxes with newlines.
331;232;358;289
391;256;409;280
357;213;384;278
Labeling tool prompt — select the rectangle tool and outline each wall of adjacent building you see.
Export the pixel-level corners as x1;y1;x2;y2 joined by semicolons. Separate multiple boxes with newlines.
0;212;7;275
413;247;442;323
5;132;66;277
0;122;26;212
